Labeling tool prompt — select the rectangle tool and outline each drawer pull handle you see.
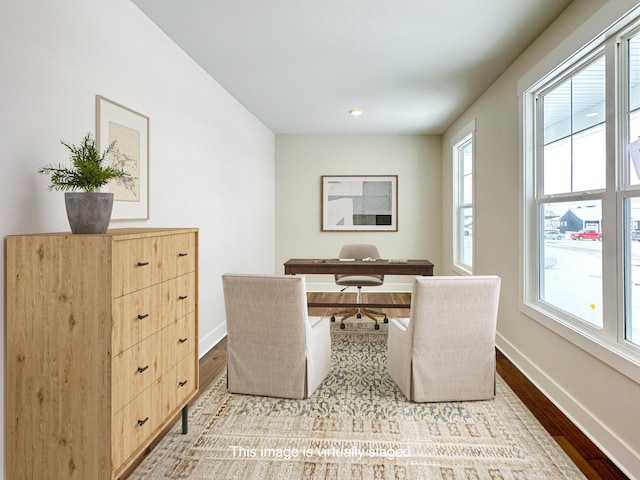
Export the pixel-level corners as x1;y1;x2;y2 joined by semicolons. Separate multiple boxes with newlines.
137;417;149;427
137;365;149;373
179;380;188;387
179;337;188;344
137;313;149;320
137;261;149;267
178;252;188;257
179;295;188;300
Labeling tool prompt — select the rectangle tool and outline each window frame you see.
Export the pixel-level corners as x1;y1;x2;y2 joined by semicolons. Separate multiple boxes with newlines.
521;13;640;383
452;120;475;275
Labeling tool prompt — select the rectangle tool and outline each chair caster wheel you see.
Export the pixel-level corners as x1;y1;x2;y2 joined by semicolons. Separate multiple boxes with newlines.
384;317;389;323
374;324;380;330
330;316;336;322
356;313;362;319
340;323;346;329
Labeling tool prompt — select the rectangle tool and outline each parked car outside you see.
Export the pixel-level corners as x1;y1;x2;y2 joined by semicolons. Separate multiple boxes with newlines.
544;229;563;240
570;229;602;241
632;230;640;241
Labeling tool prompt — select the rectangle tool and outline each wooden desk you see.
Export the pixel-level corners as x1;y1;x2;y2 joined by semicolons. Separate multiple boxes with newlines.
283;258;433;309
284;258;433;276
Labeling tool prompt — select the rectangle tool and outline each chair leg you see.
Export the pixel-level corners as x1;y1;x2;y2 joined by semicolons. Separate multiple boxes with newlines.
361;308;388;330
331;309;358;321
330;286;387;330
331;309;358;330
357;286;387;329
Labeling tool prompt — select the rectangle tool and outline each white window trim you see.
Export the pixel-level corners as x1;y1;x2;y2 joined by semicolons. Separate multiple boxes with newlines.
519;9;640;384
452;119;476;275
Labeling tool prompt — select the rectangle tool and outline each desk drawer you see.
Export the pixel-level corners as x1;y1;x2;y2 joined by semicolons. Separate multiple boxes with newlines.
112;331;162;413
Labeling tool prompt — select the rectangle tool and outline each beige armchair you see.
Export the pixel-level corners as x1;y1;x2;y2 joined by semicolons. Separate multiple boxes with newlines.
387;275;501;402
222;273;331;399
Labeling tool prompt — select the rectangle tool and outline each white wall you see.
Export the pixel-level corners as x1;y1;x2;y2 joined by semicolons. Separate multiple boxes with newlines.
0;1;275;478
441;1;640;477
275;134;441;290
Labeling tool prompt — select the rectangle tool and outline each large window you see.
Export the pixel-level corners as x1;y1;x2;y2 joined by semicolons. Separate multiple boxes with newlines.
537;54;606;329
524;15;640;372
453;129;474;273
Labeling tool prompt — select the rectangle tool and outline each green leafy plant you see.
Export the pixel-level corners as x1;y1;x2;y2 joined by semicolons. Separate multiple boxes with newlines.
39;133;130;192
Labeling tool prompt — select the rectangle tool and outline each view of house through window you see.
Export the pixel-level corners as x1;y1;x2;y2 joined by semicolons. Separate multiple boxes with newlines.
538;54;605;328
526;16;640;362
540;200;603;328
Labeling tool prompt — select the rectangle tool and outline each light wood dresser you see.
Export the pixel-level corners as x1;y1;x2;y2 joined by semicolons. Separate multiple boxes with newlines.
6;228;199;480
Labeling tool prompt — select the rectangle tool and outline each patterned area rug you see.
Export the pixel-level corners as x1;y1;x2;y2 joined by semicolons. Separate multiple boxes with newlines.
130;320;585;479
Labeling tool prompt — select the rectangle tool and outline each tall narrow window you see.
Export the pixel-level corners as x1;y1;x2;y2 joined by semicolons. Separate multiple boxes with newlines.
536;54;606;328
453;132;473;273
623;30;640;348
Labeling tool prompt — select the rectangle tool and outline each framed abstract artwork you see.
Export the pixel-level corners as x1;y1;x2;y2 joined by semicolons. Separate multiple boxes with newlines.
321;175;398;232
96;95;149;220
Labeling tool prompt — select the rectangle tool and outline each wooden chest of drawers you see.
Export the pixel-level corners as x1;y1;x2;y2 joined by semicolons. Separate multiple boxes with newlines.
6;228;199;480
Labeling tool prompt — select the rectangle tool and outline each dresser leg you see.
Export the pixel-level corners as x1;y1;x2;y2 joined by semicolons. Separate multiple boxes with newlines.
181;405;188;434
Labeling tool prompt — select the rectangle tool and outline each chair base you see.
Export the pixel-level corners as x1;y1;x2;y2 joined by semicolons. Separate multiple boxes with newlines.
330;308;389;330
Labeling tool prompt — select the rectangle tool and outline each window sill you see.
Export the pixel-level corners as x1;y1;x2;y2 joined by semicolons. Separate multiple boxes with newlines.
521;301;640;385
452;264;472;276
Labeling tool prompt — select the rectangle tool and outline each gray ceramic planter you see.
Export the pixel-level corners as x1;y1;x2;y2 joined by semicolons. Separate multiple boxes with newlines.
64;192;114;234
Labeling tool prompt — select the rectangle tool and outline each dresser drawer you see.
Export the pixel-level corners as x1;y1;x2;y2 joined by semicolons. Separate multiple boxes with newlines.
112;283;163;356
162;233;196;281
112;331;162;413
162;311;196;371
112;378;162;471
162;355;197;419
161;272;196;327
112;236;163;297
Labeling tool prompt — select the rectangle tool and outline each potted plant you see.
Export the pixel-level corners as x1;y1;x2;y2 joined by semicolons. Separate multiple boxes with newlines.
39;132;130;234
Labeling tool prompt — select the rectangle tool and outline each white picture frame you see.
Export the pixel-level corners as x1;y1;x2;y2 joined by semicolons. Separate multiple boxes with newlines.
96;95;149;220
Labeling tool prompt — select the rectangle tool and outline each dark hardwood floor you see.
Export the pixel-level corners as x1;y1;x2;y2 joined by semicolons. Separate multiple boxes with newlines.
495;350;628;480
124;292;628;480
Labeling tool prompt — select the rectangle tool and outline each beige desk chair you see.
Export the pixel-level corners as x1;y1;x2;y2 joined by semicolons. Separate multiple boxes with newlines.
222;273;331;399
387;275;501;402
330;243;388;330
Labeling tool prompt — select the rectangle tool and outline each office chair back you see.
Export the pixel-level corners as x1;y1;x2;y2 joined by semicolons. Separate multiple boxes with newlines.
335;244;384;284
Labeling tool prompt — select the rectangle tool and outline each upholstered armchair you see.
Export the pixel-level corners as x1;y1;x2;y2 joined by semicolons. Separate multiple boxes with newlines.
387;275;501;402
222;273;332;399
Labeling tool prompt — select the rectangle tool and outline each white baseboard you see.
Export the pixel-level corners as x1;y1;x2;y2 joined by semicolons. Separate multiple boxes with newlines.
199;321;227;359
496;333;640;480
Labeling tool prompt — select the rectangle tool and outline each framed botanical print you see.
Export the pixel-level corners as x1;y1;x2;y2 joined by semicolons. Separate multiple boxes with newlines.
96;95;149;220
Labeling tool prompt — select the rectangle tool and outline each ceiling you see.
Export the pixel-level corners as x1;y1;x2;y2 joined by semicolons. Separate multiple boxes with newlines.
131;0;573;135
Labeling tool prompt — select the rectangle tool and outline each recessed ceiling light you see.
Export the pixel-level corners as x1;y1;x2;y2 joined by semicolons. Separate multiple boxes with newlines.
585;112;599;118
349;109;363;116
